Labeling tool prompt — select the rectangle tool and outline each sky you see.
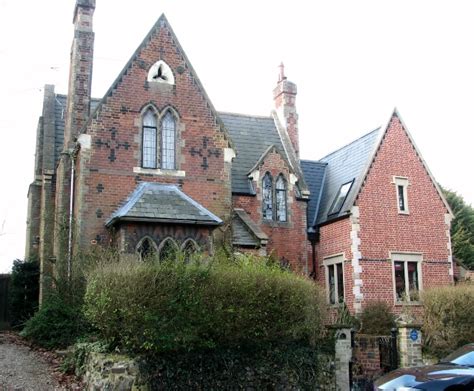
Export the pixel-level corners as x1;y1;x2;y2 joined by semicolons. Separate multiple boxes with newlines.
0;0;473;273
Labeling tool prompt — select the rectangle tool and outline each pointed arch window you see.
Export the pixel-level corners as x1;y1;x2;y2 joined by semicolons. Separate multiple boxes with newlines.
136;236;157;261
142;109;157;168
182;239;199;262
262;173;273;220
276;175;287;222
161;112;176;170
159;238;178;261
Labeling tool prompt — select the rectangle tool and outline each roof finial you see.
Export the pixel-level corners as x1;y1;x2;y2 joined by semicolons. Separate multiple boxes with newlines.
278;62;287;82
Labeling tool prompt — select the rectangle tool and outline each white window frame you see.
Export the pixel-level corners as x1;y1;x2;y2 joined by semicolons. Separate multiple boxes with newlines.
390;252;423;304
324;254;345;305
392;176;410;214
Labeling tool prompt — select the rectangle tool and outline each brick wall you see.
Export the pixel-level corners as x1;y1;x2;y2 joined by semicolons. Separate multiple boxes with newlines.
356;114;452;311
233;149;308;272
74;18;232;251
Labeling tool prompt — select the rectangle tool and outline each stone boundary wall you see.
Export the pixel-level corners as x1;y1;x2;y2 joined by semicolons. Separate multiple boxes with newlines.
82;352;148;391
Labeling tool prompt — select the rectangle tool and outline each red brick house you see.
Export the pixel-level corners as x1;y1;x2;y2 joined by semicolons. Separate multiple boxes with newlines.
26;0;454;310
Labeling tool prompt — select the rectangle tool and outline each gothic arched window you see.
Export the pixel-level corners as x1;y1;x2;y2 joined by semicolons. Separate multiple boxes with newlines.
136;236;157;261
276;175;287;222
142;109;157;168
159;238;178;261
181;239;199;262
262;172;273;220
161;111;176;170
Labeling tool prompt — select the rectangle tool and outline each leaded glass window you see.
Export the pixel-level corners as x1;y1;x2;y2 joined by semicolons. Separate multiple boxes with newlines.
276;175;287;222
161;112;175;170
262;173;273;220
142;110;157;168
137;237;157;261
159;238;178;261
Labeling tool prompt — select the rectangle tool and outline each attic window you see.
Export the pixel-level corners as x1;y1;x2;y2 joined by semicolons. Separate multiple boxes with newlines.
147;60;175;85
328;180;354;216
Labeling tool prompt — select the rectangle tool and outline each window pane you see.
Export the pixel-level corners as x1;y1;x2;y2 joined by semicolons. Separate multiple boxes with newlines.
262;173;273;220
162;112;175;170
137;238;156;261
398;185;405;211
328;181;353;215
337;263;344;303
394;261;406;301
328;265;336;305
160;239;177;261
407;262;419;301
276;176;287;222
143;110;156;127
143;127;157;168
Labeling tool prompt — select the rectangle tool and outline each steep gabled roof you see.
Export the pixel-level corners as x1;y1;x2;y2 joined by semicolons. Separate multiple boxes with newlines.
219;112;286;194
83;14;233;149
316;127;381;225
300;160;327;228
106;182;223;227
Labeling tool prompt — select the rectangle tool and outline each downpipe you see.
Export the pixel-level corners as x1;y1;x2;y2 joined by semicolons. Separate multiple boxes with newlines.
67;147;78;282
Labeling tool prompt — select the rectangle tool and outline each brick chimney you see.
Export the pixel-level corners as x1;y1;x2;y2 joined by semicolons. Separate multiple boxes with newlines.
273;63;299;157
63;0;95;148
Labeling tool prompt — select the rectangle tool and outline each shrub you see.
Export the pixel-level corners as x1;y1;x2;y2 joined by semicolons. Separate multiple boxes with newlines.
8;259;39;327
421;283;474;358
83;254;326;355
359;301;395;335
140;341;333;390
20;293;91;349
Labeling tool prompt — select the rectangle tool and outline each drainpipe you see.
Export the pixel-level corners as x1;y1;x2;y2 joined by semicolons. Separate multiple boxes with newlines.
308;227;318;280
67;146;79;281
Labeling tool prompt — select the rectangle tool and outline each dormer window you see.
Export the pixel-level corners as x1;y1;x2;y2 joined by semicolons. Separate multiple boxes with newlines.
147;60;175;85
262;172;273;220
328;180;354;216
262;172;288;222
276;175;287;222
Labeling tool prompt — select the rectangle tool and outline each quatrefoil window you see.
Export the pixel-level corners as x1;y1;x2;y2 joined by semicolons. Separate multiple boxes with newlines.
147;60;175;85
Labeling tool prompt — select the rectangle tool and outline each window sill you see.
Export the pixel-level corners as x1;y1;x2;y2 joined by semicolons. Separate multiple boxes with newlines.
262;220;291;228
133;167;185;177
397;210;410;215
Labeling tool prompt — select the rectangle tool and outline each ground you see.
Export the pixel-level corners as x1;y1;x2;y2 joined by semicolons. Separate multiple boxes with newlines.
0;332;82;390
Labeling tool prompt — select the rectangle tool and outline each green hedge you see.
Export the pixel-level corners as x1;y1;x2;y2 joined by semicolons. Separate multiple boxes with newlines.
421;283;474;358
84;255;326;354
140;341;333;390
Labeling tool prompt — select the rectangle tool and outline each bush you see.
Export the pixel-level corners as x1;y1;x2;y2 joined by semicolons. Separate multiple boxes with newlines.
20;293;90;349
421;283;474;358
84;254;326;354
359;301;396;335
8;259;39;327
140;341;333;390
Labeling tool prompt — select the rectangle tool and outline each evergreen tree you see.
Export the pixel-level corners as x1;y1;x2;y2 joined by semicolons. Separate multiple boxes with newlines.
443;188;474;269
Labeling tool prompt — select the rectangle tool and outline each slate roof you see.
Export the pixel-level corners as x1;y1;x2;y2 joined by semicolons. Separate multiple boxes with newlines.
315;128;381;225
53;94;100;166
232;209;268;247
219;112;286;195
300;160;327;228
106;182;223;227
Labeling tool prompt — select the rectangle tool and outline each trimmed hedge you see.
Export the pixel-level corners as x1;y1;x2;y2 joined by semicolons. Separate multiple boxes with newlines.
84;255;326;354
421;283;474;358
140;341;333;390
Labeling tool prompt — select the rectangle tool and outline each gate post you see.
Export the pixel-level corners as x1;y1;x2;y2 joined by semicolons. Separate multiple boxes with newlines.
397;322;422;368
334;326;353;391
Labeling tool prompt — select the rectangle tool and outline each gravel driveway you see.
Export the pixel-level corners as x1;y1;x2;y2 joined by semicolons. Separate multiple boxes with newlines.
0;333;65;391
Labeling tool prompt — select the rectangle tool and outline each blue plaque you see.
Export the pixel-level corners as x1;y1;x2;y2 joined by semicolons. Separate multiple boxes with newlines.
410;329;418;341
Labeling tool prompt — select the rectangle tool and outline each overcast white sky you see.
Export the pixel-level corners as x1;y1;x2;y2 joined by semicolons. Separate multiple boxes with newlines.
0;0;473;273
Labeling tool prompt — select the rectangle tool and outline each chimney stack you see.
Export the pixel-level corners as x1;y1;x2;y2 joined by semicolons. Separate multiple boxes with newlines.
273;63;299;158
63;0;95;148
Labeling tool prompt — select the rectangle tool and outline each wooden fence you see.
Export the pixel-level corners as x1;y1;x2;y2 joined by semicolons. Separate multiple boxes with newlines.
0;274;10;329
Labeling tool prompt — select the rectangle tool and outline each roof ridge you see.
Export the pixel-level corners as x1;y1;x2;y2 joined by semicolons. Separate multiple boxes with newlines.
300;159;328;165
218;111;272;119
319;127;381;161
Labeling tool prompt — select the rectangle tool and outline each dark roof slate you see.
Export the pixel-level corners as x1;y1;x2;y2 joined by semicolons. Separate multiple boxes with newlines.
53;94;100;166
218;112;285;194
106;182;223;227
315;128;381;225
232;208;268;247
300;160;327;228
